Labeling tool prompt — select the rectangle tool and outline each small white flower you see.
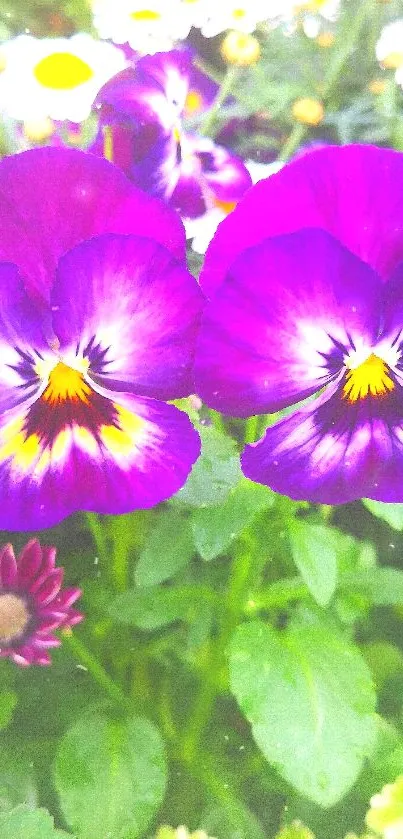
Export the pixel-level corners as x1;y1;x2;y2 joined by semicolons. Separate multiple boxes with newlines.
377;19;403;71
0;34;126;123
195;0;270;38
93;0;191;54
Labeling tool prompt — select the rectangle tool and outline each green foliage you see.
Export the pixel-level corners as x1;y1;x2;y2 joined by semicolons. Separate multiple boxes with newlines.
287;522;340;606
54;711;167;838
0;806;73;838
173;424;242;507
363;500;403;531
229;621;378;807
135;509;194;586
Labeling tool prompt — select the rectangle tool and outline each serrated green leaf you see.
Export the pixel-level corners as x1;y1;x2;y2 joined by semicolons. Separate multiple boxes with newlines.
135;510;194;586
0;805;73;839
287;522;342;606
108;585;213;630
191;479;274;561
363;500;403;530
229;621;377;807
54;712;166;839
173;425;242;507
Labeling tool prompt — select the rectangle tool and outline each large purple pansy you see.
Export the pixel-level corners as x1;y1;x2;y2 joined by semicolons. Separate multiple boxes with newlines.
0;147;202;530
195;214;403;504
93;49;251;219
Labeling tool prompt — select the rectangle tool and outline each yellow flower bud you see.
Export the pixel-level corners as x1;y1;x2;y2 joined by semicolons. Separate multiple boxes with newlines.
368;78;387;94
220;31;261;67
23;117;55;142
316;31;335;48
291;97;324;126
381;51;403;70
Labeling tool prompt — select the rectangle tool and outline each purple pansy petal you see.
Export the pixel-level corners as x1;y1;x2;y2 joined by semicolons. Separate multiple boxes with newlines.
170;169;207;218
193;138;252;203
0;394;200;530
52;233;204;400
0;544;17;588
195;229;382;417
200;144;403;297
242;380;403;505
0;147;186;301
0;263;52;413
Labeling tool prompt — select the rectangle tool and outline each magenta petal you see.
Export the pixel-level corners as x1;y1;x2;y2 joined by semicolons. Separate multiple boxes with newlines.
17;540;43;586
0;147;186;301
41;547;57;571
201;144;403;297
195;229;381;416
241;382;403;504
0;544;17;588
65;609;84;627
50;588;82;610
0;395;200;529
30;568;64;605
52;233;204;400
32;635;61;649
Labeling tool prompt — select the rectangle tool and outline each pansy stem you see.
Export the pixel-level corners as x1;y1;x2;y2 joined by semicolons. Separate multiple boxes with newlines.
200;67;239;137
182;530;256;762
64;630;131;713
244;415;261;444
85;512;109;566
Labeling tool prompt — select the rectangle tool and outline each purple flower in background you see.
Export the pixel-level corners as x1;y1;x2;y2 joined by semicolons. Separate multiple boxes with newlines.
93;49;252;218
195;145;403;504
0;147;202;529
0;540;82;666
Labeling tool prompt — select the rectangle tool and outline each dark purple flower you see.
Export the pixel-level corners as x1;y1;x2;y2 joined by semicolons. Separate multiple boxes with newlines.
93;49;252;219
0;539;82;666
195;145;403;504
0;146;202;529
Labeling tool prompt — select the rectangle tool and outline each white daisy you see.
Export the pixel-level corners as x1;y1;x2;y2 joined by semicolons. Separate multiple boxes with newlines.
93;0;191;54
195;0;271;38
0;34;126;124
376;19;403;71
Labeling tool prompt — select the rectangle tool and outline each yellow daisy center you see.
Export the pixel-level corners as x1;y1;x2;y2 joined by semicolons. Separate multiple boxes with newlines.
232;8;247;18
0;593;30;645
342;353;395;403
130;10;161;20
33;52;93;90
42;361;91;405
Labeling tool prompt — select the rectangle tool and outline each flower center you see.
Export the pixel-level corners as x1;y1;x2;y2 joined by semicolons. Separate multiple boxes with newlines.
130;10;161;21
33;52;93;90
232;8;247;18
342;353;395;403
0;593;30;645
42;361;91;405
184;90;203;114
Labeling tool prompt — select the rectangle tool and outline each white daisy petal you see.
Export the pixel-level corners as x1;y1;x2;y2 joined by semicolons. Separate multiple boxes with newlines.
93;0;192;54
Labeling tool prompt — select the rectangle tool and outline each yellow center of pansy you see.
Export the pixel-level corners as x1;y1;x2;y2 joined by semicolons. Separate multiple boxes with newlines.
130;9;161;20
232;8;247;18
33;52;93;90
184;90;203;114
0;593;30;645
41;361;91;405
214;197;237;214
343;353;395;403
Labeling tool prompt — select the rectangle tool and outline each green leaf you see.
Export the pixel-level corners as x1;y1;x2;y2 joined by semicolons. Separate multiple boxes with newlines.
229;621;377;807
0;806;73;839
54;712;166;839
191;479;274;561
0;691;17;730
135;510;194;586
173;425;242;507
287;522;342;606
363;499;403;530
338;568;403;605
108;585;213;630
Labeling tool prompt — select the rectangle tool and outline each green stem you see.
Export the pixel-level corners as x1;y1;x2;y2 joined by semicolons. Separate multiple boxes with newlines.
249;576;309;611
279;0;373;161
85;512;109;566
182;531;256;762
244;415;260;444
209;408;227;435
64;631;131;712
200;67;239;137
110;516;131;593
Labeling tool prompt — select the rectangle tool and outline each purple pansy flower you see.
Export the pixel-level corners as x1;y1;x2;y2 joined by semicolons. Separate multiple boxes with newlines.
0;539;82;666
195;145;403;504
0;146;202;530
93;49;252;219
